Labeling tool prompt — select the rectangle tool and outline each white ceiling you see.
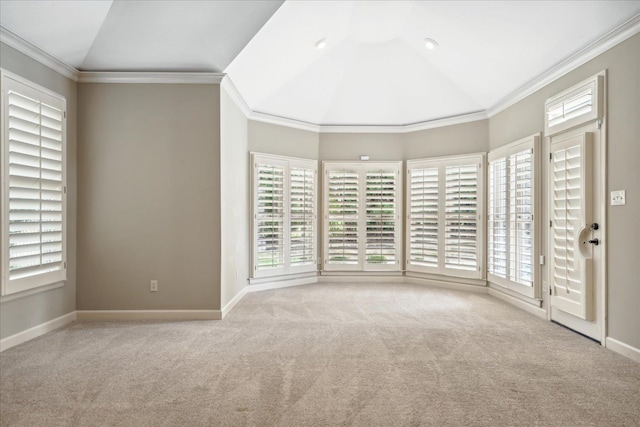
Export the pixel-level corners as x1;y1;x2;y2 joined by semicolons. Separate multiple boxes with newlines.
226;1;640;126
0;0;284;72
1;1;639;126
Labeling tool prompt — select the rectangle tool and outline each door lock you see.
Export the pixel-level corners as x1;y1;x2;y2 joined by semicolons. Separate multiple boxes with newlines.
588;238;599;245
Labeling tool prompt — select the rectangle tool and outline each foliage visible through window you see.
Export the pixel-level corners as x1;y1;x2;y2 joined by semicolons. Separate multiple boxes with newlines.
251;153;316;279
406;155;483;279
324;162;401;271
488;135;538;295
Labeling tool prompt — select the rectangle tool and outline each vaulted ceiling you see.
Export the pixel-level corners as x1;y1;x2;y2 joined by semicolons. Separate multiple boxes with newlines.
1;1;639;127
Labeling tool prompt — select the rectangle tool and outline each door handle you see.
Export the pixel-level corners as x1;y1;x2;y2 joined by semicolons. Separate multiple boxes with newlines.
588;238;599;245
576;224;593;260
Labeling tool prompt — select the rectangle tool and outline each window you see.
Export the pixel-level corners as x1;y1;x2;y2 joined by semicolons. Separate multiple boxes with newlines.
1;71;67;296
487;134;540;298
251;153;317;279
545;73;603;136
406;154;484;279
323;162;402;272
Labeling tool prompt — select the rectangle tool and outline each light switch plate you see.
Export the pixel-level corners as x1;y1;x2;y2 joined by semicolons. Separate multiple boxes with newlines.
611;190;626;206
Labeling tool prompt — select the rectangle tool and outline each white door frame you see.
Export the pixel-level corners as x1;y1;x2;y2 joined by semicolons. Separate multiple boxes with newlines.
544;71;607;345
545;121;607;344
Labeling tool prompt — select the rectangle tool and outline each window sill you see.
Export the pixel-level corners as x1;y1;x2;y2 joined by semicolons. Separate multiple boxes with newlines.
0;281;66;304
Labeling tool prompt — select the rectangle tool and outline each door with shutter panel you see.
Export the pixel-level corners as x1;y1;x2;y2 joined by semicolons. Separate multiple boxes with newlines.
548;126;603;341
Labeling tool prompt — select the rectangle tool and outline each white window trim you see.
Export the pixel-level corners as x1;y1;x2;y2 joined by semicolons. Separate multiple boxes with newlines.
1;69;68;296
406;153;485;280
544;73;604;137
250;152;318;279
487;134;541;300
322;161;403;272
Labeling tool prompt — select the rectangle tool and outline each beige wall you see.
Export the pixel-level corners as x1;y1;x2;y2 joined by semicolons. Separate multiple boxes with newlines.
0;43;78;339
77;83;221;310
489;34;640;348
220;86;249;308
404;120;490;159
319;133;403;161
248;121;319;159
0;44;77;338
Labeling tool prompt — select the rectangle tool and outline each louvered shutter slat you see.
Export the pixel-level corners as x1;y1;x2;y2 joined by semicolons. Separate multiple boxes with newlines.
408;167;439;268
444;164;479;271
290;167;315;267
5;88;66;286
327;169;359;265
365;170;397;265
255;165;286;271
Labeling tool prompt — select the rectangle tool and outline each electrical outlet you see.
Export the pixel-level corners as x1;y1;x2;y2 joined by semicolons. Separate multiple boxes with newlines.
611;190;626;206
150;280;158;292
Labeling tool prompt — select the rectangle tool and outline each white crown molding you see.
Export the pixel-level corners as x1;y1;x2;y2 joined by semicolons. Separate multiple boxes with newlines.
486;13;640;118
249;111;321;133
78;72;225;84
0;26;79;81
319;111;489;134
4;13;638;131
221;76;251;117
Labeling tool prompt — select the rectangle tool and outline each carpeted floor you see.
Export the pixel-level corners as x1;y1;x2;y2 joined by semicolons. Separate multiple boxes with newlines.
1;282;638;426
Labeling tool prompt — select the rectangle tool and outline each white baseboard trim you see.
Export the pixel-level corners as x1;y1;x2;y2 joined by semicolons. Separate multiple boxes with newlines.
404;276;488;293
247;276;318;292
605;337;640;363
76;310;221;321
0;311;76;352
319;275;405;283
488;287;546;319
221;287;248;318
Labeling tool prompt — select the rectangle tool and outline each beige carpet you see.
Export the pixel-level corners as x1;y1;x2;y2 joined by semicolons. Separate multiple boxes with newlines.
1;282;638;426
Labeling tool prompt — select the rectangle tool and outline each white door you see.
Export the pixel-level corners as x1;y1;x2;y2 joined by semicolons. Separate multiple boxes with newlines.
548;123;604;342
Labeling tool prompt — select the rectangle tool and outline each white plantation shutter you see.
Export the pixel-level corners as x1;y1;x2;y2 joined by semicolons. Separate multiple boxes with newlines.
406;155;484;279
487;135;539;298
324;162;402;272
509;149;533;285
364;168;399;268
488;157;508;278
255;163;286;274
289;165;316;271
326;169;360;267
251;154;317;279
545;74;603;136
549;134;593;319
408;167;439;268
2;73;67;295
445;164;479;271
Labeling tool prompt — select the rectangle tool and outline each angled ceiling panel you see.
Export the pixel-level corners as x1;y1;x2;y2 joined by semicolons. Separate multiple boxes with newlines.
0;0;114;68
80;0;283;72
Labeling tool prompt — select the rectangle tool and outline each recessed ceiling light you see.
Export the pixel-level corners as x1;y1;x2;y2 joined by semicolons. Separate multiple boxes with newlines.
315;38;327;50
424;38;439;50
